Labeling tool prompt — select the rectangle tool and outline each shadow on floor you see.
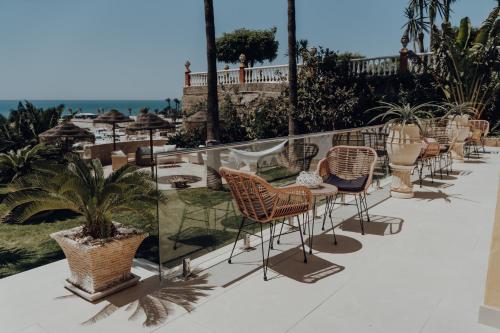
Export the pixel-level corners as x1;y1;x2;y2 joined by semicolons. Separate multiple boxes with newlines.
449;170;473;176
416;179;454;189
464;160;486;164
340;215;404;236
268;248;344;283
0;247;32;267
57;270;215;328
308;234;363;254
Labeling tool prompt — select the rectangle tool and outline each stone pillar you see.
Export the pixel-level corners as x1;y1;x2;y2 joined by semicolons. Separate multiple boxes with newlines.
399;34;409;74
239;54;246;84
451;142;465;161
389;164;415;199
479;179;500;329
184;61;191;87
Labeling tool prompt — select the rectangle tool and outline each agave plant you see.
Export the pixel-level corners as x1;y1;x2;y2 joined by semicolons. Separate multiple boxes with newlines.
369;102;438;132
2;155;163;239
441;101;478;119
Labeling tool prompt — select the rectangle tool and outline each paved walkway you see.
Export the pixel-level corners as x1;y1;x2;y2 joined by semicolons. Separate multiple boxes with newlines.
1;150;499;333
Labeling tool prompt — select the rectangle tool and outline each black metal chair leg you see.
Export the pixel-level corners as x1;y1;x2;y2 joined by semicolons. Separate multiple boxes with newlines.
354;195;365;235
297;213;308;263
277;218;286;244
228;216;246;264
361;192;370;222
321;196;331;231
259;223;268;281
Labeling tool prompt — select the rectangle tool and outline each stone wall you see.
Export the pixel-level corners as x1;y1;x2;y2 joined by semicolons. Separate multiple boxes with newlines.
83;139;168;165
182;83;285;112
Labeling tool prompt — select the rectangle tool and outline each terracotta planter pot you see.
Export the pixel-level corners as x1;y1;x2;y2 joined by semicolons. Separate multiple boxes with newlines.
51;224;147;301
386;124;422;166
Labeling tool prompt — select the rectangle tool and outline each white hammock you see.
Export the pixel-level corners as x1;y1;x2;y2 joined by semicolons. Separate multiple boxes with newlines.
229;140;287;167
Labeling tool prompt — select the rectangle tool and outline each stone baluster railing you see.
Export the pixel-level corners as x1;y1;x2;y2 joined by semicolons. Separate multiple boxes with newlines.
184;49;435;87
244;64;290;83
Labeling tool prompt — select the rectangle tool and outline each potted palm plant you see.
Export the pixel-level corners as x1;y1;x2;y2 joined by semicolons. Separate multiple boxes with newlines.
1;155;162;301
370;102;436;198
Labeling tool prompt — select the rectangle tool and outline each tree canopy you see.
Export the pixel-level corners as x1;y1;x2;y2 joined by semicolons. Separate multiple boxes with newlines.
216;27;279;67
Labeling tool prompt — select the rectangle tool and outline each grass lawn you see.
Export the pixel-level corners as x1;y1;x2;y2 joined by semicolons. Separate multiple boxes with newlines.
0;168;299;279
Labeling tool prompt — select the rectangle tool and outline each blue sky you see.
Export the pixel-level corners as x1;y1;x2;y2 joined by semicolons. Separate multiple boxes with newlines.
0;0;495;100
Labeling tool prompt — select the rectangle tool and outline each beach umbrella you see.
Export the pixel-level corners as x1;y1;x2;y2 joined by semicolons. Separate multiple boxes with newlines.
39;120;95;150
93;109;132;151
127;108;173;175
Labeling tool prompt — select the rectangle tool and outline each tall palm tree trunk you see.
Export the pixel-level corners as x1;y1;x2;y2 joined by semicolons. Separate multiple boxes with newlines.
288;0;298;136
444;0;451;26
203;0;222;190
204;0;219;143
418;0;425;53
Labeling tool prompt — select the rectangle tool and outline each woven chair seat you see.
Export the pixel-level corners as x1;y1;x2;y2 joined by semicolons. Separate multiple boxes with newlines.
325;174;368;193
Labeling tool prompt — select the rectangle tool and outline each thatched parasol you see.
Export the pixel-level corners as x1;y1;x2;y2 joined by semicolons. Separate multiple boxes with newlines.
39;121;95;149
93;109;132;151
127;108;173;175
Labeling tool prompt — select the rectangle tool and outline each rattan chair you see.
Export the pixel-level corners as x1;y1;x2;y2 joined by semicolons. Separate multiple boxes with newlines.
316;146;377;235
469;120;490;152
219;167;312;281
415;138;440;187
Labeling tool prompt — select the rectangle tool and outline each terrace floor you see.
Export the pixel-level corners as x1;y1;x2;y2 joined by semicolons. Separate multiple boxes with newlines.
1;149;500;333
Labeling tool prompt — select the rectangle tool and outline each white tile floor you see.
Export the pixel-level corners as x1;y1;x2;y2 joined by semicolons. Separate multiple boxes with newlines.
1;150;499;333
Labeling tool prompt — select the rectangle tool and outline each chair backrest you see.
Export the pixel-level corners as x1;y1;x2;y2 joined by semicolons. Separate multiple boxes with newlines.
326;146;377;185
469;120;490;136
278;142;319;172
219;167;276;222
332;130;365;147
425;126;450;145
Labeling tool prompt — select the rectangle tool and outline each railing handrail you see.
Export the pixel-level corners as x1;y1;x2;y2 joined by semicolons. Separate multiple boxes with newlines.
154;124;385;158
244;64;291;70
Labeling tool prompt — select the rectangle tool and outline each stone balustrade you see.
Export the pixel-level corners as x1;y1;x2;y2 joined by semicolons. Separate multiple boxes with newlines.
184;51;434;87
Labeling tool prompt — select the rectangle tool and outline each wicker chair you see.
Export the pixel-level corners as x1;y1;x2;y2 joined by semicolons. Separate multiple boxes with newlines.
469;120;490;152
415;138;440;187
257;142;319;174
219;167;312;281
425;126;454;177
316;146;377;235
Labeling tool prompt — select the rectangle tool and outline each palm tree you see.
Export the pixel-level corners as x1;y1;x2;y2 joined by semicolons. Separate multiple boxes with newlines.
2;155;161;239
203;0;223;190
288;0;298;135
165;98;172;110
443;0;457;26
402;5;429;52
204;0;219;144
428;0;446;48
409;0;429;53
0;144;48;183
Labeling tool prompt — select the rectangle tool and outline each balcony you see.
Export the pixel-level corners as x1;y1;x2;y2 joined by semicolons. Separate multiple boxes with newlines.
1;125;499;332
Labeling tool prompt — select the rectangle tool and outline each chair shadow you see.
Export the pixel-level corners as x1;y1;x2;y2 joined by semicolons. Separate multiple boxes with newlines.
432;175;458;181
267;248;344;284
308;234;362;254
339;215;404;236
416;179;454;189
463;160;486;164
449;170;473;176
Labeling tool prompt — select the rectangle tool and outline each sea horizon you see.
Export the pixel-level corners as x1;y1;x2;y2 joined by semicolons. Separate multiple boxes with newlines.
0;99;179;117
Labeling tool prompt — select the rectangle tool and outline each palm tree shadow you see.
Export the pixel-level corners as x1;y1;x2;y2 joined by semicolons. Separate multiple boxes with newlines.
56;269;214;327
413;190;477;203
0;247;32;267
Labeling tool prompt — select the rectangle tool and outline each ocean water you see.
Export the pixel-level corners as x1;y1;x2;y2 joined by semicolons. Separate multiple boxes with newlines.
0;100;178;117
